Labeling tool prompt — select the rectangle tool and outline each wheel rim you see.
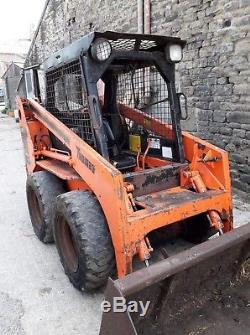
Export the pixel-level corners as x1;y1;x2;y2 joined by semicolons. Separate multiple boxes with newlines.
28;188;43;231
56;215;79;273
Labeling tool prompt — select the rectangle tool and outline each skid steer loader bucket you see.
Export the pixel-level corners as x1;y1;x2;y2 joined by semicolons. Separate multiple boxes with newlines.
100;223;250;335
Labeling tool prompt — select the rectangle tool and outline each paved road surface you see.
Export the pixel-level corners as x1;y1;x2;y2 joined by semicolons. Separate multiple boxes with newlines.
0;114;102;335
0;113;249;335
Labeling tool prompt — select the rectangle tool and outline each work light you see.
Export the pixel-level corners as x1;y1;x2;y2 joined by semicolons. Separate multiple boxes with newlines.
165;44;183;63
91;38;112;62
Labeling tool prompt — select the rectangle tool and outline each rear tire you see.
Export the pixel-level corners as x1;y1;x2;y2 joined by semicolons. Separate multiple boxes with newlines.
26;171;65;243
53;190;115;291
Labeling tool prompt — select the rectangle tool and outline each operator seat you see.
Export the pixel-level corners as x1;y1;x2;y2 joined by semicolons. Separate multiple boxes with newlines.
101;73;136;171
103;118;136;170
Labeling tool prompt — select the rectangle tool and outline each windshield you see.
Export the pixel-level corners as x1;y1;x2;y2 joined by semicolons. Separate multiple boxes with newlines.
101;61;172;139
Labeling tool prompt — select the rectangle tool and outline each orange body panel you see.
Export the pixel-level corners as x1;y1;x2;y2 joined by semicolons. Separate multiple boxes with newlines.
17;97;233;278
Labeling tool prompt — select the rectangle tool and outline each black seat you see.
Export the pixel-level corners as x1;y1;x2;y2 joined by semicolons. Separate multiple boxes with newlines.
102;73;136;171
103;119;136;170
112;153;136;170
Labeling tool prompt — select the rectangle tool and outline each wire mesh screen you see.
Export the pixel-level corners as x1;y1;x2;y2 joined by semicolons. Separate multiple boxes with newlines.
46;60;95;146
110;39;157;51
115;65;171;134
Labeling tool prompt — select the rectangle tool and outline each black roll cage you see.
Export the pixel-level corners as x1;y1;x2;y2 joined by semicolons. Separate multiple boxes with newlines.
41;31;186;163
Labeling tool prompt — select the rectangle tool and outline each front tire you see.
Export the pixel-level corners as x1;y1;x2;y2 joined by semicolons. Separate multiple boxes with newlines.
53;191;115;291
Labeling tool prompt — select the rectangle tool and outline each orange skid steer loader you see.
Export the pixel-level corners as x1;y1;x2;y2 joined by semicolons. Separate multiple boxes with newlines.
17;31;250;334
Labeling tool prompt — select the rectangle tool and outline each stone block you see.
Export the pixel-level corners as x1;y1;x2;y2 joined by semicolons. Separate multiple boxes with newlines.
213;111;226;122
227;112;250;124
198;109;213;121
232;179;249;193
234;15;250;27
232;128;246;138
235;38;250;55
240;175;250;185
234;83;250;95
224;1;240;11
231;153;247;165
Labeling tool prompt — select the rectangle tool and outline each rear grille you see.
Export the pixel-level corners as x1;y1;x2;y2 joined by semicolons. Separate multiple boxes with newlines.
110;39;157;51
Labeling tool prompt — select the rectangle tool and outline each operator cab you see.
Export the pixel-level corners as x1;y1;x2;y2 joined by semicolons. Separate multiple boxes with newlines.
99;59;174;171
30;31;187;173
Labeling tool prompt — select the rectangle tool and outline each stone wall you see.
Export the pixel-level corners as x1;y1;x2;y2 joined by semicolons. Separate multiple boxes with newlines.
155;0;250;200
26;0;250;200
26;0;138;66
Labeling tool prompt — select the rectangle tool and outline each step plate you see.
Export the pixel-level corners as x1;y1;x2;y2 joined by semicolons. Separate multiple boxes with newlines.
36;159;81;180
135;188;222;210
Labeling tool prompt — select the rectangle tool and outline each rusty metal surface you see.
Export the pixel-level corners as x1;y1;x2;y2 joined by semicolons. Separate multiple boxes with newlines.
136;188;223;211
100;224;250;335
36;160;81;180
116;223;250;296
124;163;187;197
135;241;250;335
99;278;138;335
